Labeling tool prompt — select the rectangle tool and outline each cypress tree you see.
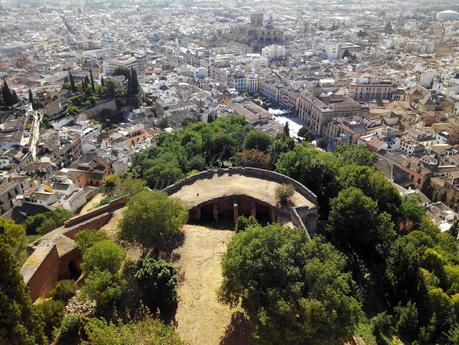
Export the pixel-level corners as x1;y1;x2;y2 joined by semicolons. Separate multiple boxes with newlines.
101;76;105;87
68;73;77;93
0;241;46;344
283;122;290;137
81;80;86;92
127;69;133;96
90;69;95;91
28;89;34;104
12;90;18;105
2;79;13;106
131;68;139;94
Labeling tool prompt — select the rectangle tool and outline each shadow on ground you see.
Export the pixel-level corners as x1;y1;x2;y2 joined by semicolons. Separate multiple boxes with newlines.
219;311;252;345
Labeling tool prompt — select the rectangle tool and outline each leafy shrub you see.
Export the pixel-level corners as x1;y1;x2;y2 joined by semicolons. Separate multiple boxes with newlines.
81;240;126;275
54;314;80;345
50;280;77;302
235;215;259;232
275;184;295;204
134;256;178;318
82;271;126;318
75;229;109;254
36;300;64;341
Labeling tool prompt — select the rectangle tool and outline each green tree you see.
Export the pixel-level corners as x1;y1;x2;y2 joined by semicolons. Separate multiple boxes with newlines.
25;208;73;236
12;90;18;105
220;225;362;345
385;231;434;303
119;190;188;250
210;133;234;163
317;137;328;149
90;69;95;91
0;241;46;345
82;271;126;318
54;314;80;345
75;229;110;254
235;215;259;232
244;131;273;152
68;72;77;93
0;216;27;262
283;121;290;136
113;66;130;78
338;165;401;220
276;144;339;217
336;145;377;166
268;132;295;163
2;79;14;106
297;126;314;141
35;300;64;341
326;187;396;272
82;317;184;345
113;177;146;199
134;256;178;318
49;280;77;302
399;195;425;232
28;89;34;105
82;240;126;275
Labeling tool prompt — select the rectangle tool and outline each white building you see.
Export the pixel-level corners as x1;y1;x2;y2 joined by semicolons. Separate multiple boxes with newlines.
103;54;148;75
437;10;459;21
262;45;286;61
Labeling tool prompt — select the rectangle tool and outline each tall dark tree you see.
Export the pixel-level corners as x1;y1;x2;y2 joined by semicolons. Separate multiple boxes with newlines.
68;72;77;93
28;89;34;105
12;90;18;105
342;49;352;59
89;69;95;91
127;69;134;96
283;121;290;136
84;75;90;87
100;76;105;87
2;79;14;106
131;68;140;94
0;241;46;344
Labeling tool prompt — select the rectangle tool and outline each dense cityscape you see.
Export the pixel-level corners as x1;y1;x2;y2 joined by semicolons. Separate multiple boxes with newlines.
1;0;458;344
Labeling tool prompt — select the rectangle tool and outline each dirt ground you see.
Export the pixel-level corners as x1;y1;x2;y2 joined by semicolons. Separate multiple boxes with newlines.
174;225;251;345
79;193;105;214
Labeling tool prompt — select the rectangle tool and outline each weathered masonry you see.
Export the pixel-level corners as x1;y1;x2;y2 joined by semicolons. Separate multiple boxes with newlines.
163;167;319;236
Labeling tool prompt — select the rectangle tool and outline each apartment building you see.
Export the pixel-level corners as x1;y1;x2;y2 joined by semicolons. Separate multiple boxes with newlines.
103;54;148;75
297;86;363;136
349;78;397;101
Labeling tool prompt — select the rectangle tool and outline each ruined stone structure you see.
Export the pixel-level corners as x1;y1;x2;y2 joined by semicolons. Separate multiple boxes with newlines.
163;167;318;236
21;168;318;301
21;196;126;301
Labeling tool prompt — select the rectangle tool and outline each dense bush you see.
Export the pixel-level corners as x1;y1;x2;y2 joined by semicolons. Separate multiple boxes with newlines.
35;300;64;341
75;229;110;254
134;256;178;318
49;280;77;302
25;208;73;236
274;183;295;204
119;190;188;250
235;215;259;233
220;225;362;345
81;271;126;318
82;240;126;275
82;317;184;345
54;314;80;345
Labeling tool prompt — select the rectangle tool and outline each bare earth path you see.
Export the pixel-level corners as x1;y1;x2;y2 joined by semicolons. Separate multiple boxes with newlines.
174;225;240;345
